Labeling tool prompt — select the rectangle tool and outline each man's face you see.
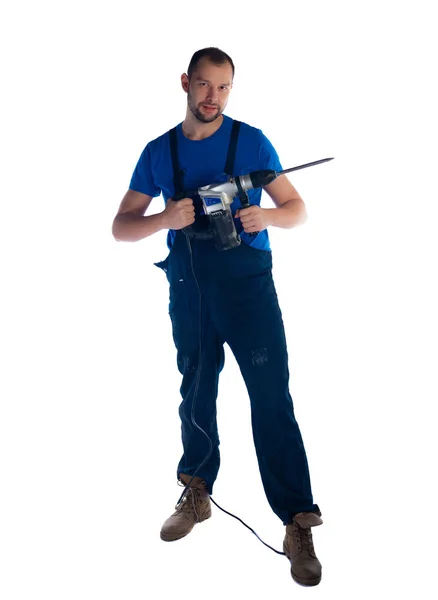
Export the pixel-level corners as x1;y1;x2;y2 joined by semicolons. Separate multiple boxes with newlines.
183;58;233;123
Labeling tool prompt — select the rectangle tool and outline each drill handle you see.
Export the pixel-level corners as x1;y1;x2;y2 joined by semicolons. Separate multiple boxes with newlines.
172;190;197;202
235;187;258;238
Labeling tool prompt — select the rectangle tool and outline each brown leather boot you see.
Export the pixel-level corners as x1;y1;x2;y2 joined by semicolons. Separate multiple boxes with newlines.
283;510;323;586
160;474;212;542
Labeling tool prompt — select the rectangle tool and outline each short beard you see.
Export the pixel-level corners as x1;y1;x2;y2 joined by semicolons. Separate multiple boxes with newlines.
188;92;220;123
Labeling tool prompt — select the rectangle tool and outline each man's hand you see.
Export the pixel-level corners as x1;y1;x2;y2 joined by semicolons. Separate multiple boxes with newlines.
234;205;271;233
162;198;195;230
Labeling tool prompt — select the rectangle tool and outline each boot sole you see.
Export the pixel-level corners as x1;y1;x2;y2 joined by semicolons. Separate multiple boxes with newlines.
291;570;321;586
160;512;211;542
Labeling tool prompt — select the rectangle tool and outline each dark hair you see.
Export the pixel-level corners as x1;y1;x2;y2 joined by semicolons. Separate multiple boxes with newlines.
187;47;235;82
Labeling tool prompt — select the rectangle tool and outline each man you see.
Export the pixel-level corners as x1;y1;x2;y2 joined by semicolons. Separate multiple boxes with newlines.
112;47;323;587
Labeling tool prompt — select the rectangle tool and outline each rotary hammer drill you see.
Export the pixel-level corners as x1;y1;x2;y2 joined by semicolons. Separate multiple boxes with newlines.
172;158;334;251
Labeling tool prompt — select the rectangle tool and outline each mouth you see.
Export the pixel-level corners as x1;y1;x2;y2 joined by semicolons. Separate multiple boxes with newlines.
202;105;217;112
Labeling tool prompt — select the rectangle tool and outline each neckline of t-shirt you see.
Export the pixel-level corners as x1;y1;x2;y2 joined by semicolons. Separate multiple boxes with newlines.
178;114;230;142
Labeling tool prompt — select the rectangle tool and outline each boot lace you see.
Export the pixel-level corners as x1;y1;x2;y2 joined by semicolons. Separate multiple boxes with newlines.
296;523;315;553
175;486;205;521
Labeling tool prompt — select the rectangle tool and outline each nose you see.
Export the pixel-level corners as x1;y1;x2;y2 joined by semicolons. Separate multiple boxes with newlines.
206;90;218;104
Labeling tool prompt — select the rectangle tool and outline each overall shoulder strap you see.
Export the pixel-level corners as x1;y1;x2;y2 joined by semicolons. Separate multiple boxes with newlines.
169;126;185;195
224;120;241;175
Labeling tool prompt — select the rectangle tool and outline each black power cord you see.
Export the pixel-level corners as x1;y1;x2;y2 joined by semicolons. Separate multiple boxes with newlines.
209;495;286;556
172;231;286;557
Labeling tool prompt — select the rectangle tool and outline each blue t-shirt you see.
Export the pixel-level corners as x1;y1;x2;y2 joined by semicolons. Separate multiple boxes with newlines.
129;113;283;251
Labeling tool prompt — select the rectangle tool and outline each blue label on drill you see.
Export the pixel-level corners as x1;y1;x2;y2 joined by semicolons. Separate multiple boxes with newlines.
204;197;221;207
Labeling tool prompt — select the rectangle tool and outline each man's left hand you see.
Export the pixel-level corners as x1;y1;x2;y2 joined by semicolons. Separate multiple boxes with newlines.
234;206;270;233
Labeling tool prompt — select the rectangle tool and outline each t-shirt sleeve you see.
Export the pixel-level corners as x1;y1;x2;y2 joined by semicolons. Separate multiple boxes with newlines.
129;143;161;197
258;130;283;172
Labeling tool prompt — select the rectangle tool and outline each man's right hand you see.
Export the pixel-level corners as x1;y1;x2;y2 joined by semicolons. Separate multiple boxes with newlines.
162;197;196;230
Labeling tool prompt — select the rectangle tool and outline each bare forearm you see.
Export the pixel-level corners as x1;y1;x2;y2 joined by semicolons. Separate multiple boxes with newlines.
112;211;167;242
264;198;307;229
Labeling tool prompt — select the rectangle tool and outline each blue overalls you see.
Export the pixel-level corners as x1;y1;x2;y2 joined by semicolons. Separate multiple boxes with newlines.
154;121;320;526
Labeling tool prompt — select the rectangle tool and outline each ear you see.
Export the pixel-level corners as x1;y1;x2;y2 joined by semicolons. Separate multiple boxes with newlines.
181;74;189;93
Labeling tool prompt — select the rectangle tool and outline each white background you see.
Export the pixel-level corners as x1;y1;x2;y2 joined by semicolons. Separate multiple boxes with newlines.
1;0;437;598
